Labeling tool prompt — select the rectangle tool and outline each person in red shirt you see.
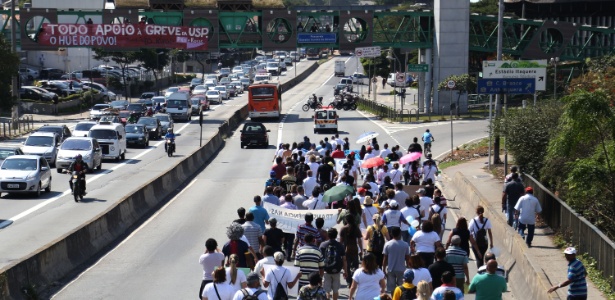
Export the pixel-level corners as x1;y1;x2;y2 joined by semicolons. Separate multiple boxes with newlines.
331;144;346;159
271;156;286;180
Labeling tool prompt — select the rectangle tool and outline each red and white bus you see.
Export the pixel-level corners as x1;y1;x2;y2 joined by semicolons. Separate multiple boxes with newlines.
248;84;282;119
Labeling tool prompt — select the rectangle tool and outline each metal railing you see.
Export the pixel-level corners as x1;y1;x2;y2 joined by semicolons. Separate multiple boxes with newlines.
523;174;615;292
0;116;35;138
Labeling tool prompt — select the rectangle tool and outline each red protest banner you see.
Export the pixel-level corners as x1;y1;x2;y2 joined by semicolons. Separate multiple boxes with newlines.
38;23;209;50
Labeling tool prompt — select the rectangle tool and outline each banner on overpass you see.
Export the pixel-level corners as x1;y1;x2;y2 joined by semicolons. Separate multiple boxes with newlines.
38;24;209;50
263;202;337;234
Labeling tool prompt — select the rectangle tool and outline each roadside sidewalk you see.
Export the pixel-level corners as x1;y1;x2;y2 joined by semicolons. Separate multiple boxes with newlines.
438;159;603;300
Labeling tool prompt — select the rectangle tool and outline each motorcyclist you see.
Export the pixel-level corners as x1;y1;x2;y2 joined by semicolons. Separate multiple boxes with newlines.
164;128;176;152
68;154;89;195
146;106;154;116
128;113;138;124
422;129;435;153
154;102;162;113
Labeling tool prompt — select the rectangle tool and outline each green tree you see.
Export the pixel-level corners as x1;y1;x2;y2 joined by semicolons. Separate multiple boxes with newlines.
543;89;615;234
133;49;170;94
93;49;137;99
470;0;498;15
500;100;563;177
0;37;20;113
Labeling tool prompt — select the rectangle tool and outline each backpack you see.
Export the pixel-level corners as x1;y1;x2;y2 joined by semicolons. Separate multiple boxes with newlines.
271;270;289;300
474;218;489;246
241;289;266;300
323;242;343;273
369;225;386;255
398;285;417;300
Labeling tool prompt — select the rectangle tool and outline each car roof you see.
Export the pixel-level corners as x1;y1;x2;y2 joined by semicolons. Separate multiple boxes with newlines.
245;122;265;126
153;113;170;117
38;125;64;130
4;155;41;160
64;137;94;141
77;121;97;125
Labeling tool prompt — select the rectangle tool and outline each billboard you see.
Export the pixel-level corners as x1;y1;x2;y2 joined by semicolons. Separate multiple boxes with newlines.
482;60;547;91
37;23;209;50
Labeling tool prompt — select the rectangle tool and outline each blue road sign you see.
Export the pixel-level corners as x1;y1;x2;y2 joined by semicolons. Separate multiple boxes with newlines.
477;78;536;94
297;33;337;43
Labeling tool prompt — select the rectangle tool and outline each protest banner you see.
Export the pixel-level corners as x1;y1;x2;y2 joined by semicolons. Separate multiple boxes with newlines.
263;202;337;234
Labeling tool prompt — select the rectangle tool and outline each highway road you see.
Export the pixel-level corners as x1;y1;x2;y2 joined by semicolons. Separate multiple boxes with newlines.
0;60;315;271
52;57;489;298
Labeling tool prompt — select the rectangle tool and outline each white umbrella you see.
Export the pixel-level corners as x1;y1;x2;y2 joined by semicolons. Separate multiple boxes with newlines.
355;131;379;144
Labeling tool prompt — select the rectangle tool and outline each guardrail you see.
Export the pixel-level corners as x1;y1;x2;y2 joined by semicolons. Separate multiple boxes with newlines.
0;116;35;139
523;174;615;292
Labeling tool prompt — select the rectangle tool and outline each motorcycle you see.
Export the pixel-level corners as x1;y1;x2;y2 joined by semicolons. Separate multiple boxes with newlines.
71;171;86;202
301;95;323;111
166;139;175;157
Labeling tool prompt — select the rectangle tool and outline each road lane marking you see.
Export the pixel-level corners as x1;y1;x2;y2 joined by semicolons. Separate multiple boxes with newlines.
0;120;194;229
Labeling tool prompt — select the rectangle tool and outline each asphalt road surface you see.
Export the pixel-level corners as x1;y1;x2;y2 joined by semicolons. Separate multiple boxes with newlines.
52;58;489;299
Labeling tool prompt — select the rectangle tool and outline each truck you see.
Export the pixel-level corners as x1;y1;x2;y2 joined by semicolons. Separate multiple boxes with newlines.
334;61;346;77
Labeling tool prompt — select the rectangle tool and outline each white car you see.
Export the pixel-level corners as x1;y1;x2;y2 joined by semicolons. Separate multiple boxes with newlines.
350;72;369;85
214;85;229;100
73;121;97;137
232;66;243;73
81;81;117;102
231;81;244;94
164;87;180;98
192;85;208;96
266;62;281;75
19;67;39;80
90;104;111;120
22;132;58;167
206;90;221;104
0;155;52;197
55;137;103;173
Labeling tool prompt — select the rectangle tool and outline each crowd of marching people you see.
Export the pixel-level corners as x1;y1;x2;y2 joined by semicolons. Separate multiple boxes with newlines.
198;132;513;300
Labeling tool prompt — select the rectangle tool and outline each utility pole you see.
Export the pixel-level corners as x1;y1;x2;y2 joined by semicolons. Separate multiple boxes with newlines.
10;0;19;128
492;0;505;165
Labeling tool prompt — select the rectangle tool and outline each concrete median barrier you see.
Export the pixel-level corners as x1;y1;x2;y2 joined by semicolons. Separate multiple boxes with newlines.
443;172;558;300
0;60;323;299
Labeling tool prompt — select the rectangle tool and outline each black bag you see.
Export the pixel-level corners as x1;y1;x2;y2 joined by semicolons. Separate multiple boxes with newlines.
398;285;417;300
323;242;343;273
475;218;489;247
241;289;266;300
272;270;289;300
369;225;386;255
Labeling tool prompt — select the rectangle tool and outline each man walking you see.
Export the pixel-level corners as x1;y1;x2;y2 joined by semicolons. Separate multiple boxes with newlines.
445;235;470;293
383;227;411;293
293;213;321;257
514;186;542;247
319;228;347;300
468;259;507;299
431;271;464;300
428;247;455;289
249;196;270;232
294;234;325;291
242;212;264;258
502;172;524;228
548;247;587;300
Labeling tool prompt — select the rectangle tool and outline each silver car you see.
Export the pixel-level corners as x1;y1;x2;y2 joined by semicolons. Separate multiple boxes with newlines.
22;132;58;167
56;137;103;173
0;155;52;197
154;113;174;132
90;104;111;120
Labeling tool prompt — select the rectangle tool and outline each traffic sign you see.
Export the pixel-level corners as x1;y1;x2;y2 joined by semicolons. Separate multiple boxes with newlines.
396;73;405;83
477;78;536;94
354;46;381;58
407;64;428;73
297;33;337;43
482;60;547;91
447;80;456;89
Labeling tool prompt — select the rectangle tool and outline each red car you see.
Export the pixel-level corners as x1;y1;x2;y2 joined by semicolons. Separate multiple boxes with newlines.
191;95;209;113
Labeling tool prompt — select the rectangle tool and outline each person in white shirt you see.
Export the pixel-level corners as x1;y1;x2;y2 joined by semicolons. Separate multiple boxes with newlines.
307;156;320;178
429;199;448;238
263;252;302;300
400;197;421;244
232;272;268;300
225;254;248;293
202;267;236;300
200;238;225;299
379;143;392;159
302;170;318;198
254;246;277;279
514;187;542;247
393;182;409;207
421;160;438;184
334;134;344;148
363;146;375;160
388;163;403;185
377;165;390;185
303;189;328;210
417;188;433;222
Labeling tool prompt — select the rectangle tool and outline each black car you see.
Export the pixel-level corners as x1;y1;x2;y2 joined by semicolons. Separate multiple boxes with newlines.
137;117;162;140
19;87;54;102
126;103;148;117
125;124;149;148
140;92;156;100
0;147;24;164
240;122;270;148
36;124;72;145
39;68;65;80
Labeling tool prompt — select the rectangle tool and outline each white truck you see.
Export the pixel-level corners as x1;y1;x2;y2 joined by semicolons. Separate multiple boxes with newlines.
334;61;345;77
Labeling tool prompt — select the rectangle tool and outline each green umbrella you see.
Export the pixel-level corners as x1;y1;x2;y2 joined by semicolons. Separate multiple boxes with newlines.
322;185;355;203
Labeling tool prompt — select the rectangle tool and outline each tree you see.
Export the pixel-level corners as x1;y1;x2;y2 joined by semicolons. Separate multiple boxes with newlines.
0;36;20;113
93;49;137;100
437;74;477;116
133;49;170;94
470;0;499;15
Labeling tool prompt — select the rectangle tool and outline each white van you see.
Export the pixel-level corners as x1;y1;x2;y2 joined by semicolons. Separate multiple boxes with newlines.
254;74;272;84
313;109;338;134
166;92;191;121
88;122;127;161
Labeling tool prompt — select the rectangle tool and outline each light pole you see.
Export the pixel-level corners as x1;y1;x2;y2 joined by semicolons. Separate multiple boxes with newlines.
386;48;400;113
156;51;164;95
550;57;559;99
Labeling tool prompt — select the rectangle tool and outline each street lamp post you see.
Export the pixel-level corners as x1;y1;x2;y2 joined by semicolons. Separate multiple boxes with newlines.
386;48;400;113
550;57;559;99
156;51;164;95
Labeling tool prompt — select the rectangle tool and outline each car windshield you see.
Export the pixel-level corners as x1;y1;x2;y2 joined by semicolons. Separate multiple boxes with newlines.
191;79;203;84
60;139;92;150
37;127;61;135
75;123;96;131
166;87;179;93
214;87;225;92
152;97;165;103
206;91;218;96
191;99;200;105
125;126;143;134
1;158;38;170
89;129;117;139
127;104;144;110
194;86;206;91
138;118;157;126
244;124;265;132
0;150;16;160
111;101;127;107
267;63;278;67
25;136;54;146
166;100;184;108
93;105;109;111
155;115;170;122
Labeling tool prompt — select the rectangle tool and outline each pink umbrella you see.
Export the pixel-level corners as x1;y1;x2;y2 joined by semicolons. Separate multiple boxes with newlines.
399;152;422;165
361;157;385;168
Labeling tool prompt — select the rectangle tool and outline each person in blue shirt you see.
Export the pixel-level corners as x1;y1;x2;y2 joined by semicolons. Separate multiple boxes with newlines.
154;102;162;113
164;128;175;152
422;129;435;153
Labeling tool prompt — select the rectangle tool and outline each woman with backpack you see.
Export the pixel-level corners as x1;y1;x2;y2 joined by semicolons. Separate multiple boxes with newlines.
468;205;493;268
445;217;481;260
428;197;447;239
364;213;390;268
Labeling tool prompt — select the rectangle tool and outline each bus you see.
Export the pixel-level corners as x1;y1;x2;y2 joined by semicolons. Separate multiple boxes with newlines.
306;48;320;60
248;84;282;119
